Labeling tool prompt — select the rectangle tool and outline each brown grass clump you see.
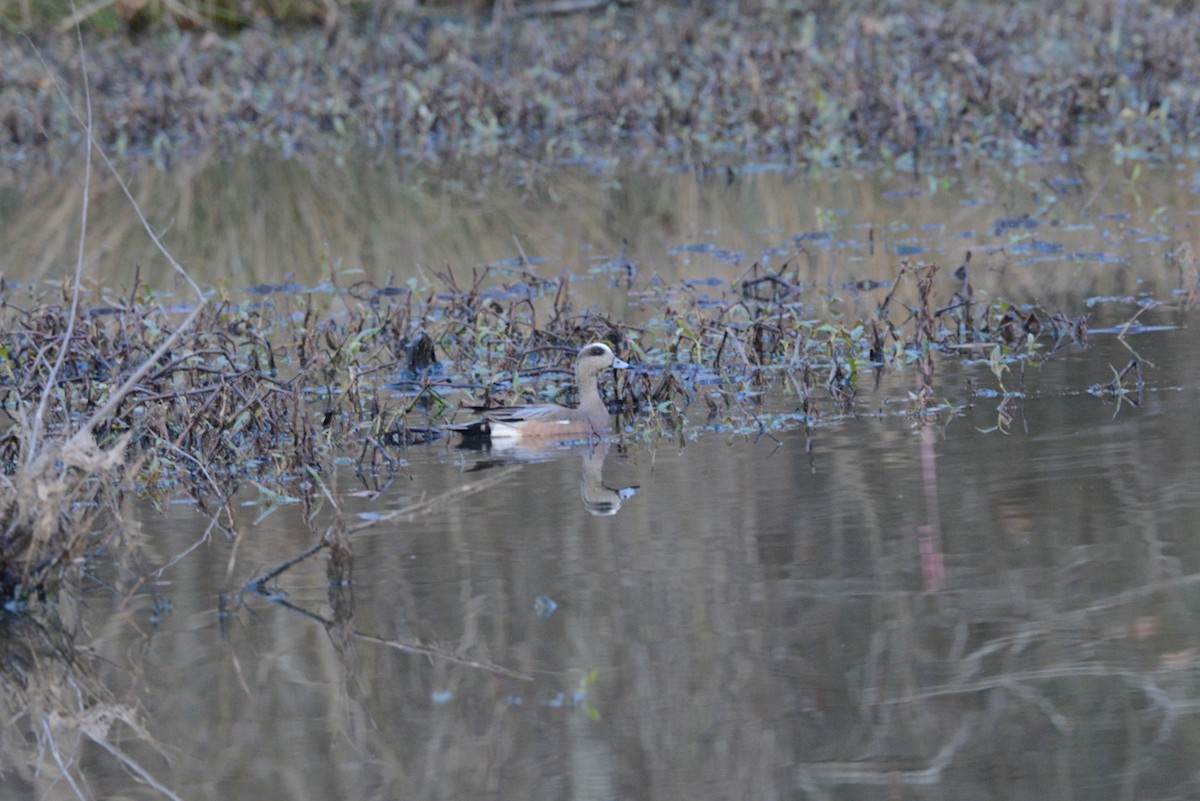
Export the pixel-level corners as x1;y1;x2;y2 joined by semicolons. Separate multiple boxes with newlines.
0;428;130;605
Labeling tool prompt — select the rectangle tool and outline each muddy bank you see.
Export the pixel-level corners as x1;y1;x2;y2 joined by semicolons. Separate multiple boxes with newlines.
4;1;1200;170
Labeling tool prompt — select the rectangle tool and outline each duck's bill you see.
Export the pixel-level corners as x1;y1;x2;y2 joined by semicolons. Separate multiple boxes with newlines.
612;357;633;370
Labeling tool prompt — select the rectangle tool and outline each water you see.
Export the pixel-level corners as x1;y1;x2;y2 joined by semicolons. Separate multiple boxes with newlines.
4;154;1200;799
70;361;1200;799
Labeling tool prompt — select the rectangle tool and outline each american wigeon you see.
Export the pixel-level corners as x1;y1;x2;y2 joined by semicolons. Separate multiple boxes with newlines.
452;342;631;440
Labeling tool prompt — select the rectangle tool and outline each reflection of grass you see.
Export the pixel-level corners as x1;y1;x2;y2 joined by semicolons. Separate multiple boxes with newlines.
3;150;1192;314
0;612;181;800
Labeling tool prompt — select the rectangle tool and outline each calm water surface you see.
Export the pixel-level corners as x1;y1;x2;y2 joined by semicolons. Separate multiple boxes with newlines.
4;155;1200;799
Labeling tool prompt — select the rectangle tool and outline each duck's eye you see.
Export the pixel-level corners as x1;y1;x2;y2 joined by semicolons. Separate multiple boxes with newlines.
585;345;606;357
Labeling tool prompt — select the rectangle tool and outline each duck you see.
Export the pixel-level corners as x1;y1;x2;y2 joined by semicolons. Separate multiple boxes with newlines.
450;342;631;440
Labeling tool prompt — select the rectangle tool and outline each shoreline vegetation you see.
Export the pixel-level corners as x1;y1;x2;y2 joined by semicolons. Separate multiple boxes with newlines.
5;1;1200;171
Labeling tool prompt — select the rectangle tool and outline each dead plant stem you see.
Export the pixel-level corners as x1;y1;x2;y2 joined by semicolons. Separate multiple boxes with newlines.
26;20;93;463
27;23;209;453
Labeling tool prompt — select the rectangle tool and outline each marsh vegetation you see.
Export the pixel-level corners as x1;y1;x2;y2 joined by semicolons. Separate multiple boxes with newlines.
7;1;1200;170
5;2;1200;799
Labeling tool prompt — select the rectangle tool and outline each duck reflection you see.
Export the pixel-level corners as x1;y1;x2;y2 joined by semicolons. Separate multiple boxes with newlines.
579;439;639;516
456;436;639;516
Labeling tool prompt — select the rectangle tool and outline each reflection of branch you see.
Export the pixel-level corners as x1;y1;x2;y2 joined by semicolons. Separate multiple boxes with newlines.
910;664;1180;704
953;627;1041;685
85;730;184;801
11;609;179;801
258;592;531;681
353;629;530;681
246;540;326;591
242;467;530;680
1115;304;1157;366
1064;569;1200;614
346;466;522;534
796;712;977;787
42;718;89;801
247;466;524;588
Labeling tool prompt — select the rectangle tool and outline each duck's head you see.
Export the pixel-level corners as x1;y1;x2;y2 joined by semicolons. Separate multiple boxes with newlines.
576;342;632;377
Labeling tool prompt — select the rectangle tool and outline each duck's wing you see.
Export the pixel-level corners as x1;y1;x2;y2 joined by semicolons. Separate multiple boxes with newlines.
481;403;570;424
444;404;563;434
446;407;571;438
447;403;593;440
486;403;596;439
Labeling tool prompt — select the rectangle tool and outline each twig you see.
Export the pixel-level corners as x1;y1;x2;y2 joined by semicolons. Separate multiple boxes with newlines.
29;30;209;448
26;19;94;462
